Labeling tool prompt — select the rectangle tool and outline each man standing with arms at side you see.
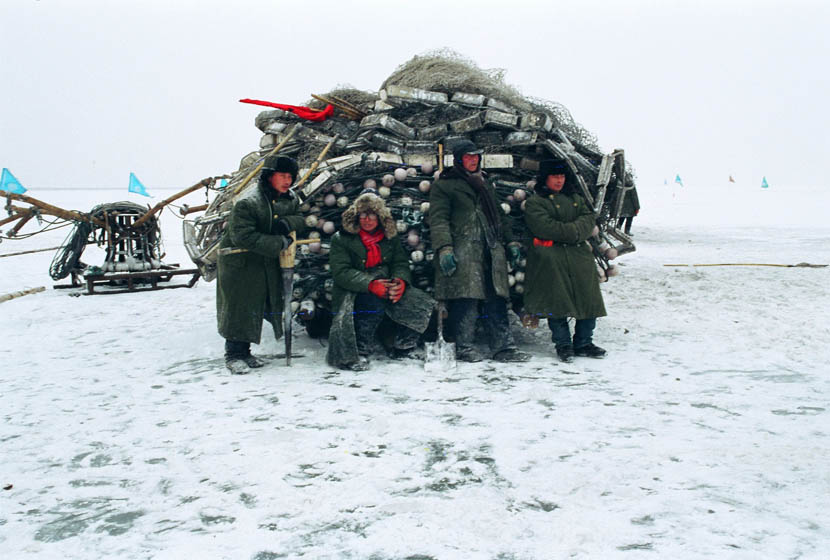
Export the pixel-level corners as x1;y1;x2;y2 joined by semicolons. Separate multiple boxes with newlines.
216;155;306;374
429;139;530;363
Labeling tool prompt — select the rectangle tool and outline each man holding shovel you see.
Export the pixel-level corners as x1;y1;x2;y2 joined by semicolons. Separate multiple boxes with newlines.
216;155;306;374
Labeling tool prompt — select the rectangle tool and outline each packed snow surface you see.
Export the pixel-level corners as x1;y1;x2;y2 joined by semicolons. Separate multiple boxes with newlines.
1;183;829;559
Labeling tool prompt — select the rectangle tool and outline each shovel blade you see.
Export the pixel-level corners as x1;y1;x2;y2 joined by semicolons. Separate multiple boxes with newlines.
424;337;456;372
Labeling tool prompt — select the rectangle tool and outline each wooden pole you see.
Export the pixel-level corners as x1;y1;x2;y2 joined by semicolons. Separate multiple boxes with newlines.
179;203;209;216
130;177;213;229
233;124;299;196
2;192;106;228
0;246;62;258
0;286;46;304
293;134;340;191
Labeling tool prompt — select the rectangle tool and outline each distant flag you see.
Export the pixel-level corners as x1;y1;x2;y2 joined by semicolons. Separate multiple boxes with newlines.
674;174;684;187
219;178;228;188
128;172;151;197
729;175;735;183
761;176;769;189
663;178;668;185
0;168;27;194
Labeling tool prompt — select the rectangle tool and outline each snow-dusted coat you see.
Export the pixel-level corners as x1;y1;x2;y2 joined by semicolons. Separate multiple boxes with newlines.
326;192;434;366
216;181;306;343
523;191;607;319
428;169;511;300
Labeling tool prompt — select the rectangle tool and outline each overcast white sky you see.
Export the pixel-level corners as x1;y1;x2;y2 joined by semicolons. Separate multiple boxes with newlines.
2;0;828;191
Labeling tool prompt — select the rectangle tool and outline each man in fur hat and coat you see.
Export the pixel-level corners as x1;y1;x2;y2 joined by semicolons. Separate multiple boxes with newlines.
429;139;530;363
216;155;307;375
327;190;435;371
523;159;607;363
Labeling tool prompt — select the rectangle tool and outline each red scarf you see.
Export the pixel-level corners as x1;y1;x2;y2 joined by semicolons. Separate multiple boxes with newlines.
359;229;385;268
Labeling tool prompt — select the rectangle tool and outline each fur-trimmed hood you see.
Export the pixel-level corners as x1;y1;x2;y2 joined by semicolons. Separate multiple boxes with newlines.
340;192;397;238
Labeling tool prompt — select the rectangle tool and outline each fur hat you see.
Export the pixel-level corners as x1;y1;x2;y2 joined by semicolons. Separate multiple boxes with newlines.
341;192;397;237
261;155;299;182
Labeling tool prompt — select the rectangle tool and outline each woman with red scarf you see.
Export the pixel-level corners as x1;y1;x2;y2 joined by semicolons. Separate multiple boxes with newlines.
327;190;435;370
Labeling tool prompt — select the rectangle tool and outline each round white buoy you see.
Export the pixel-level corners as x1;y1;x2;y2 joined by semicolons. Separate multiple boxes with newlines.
309;231;321;239
394;168;408;182
378;186;391;198
309;242;322;253
501;202;511;214
515;284;525;294
337;196;349;207
508;274;516;287
421;162;434;175
433;170;440;180
363;178;377;190
420;202;430;213
515;271;525;283
411;250;424;262
605;247;619;260
407;231;420;247
396;220;407;233
514;188;527;201
406;167;417;177
322;221;335;235
419;180;431;193
526;179;536;190
305;215;318;228
382;173;395;187
400;196;412;207
332;182;345;194
324;193;336;206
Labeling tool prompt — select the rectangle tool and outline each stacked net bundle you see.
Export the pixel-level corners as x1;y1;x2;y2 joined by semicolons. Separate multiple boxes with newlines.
186;50;638;336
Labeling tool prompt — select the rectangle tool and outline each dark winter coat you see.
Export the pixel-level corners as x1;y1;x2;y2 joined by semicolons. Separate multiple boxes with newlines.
326;198;434;367
428;168;511;300
523;191;607;319
216;181;306;344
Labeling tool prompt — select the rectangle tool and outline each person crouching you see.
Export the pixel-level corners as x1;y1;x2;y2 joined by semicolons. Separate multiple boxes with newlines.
326;191;435;371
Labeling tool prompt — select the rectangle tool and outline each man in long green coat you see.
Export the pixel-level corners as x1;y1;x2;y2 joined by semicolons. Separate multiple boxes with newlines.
523;159;607;363
216;155;307;374
429;139;530;363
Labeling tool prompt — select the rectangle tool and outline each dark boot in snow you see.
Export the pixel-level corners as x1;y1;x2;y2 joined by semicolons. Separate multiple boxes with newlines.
243;355;267;368
456;346;484;363
226;358;251;375
493;348;531;362
556;345;575;363
574;343;606;358
344;355;371;371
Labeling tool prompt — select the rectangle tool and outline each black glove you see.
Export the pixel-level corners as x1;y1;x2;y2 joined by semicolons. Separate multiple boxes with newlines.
274;219;291;236
278;235;294;251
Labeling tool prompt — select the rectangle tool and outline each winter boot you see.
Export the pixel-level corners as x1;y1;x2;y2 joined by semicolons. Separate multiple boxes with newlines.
556;345;575;363
574;343;606;358
456;346;484;363
226;358;251;375
243;355;267;368
344;355;371;371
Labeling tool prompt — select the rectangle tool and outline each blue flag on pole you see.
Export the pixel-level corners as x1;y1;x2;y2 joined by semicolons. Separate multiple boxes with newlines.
674;174;684;187
128;172;150;197
761;176;769;189
0;168;27;194
219;178;228;188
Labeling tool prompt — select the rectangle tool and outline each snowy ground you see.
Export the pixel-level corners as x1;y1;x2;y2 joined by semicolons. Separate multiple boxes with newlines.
1;184;829;559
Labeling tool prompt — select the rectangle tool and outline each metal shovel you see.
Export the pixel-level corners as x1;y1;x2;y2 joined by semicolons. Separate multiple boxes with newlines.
424;302;456;372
